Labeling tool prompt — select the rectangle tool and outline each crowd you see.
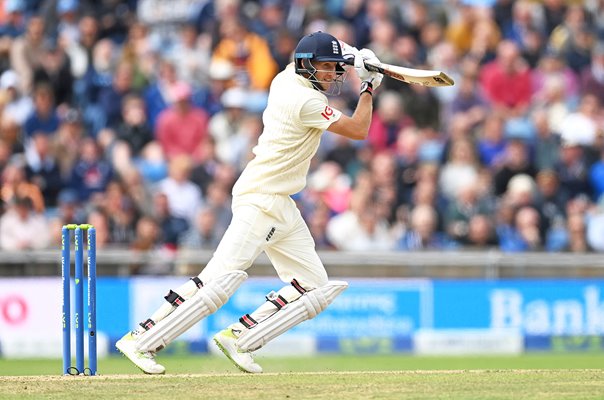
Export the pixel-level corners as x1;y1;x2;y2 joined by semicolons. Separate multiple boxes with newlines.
0;0;603;262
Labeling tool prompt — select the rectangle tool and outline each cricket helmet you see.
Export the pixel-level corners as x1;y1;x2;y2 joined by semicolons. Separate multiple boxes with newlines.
294;31;350;94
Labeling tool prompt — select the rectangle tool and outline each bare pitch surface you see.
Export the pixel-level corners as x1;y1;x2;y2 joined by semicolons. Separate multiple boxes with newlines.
2;370;604;400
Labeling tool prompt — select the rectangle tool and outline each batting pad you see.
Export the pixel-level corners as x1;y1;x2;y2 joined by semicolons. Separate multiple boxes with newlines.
136;270;248;352
237;281;348;352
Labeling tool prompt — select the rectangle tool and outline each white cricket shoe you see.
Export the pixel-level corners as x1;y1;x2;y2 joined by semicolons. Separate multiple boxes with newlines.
213;328;263;374
116;332;166;375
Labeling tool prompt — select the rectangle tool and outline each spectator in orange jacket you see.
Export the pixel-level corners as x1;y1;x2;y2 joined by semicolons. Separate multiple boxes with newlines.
211;16;278;91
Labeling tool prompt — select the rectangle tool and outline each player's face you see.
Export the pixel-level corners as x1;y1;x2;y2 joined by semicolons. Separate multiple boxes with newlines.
313;61;337;90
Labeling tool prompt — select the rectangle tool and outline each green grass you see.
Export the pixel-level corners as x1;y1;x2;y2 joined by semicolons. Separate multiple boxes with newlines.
1;354;603;399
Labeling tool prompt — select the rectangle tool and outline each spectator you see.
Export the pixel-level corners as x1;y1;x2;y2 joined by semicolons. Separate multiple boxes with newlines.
0;69;33;125
477;113;507;169
580;41;604;103
466;214;498;248
444;181;492;243
532;108;560;171
439;138;480;201
115;94;154;157
24;132;62;207
32;38;74;108
479;40;533;117
155;81;209;162
367;91;411;152
0;196;50;249
97;61;135;129
498;205;542;252
398;203;457;250
209;86;249;165
68;137;113;202
211;16;278;92
23;83;60;141
179;206;222;250
156;154;203;223
554;139;591;203
151;191;189;250
1;161;45;213
10;15;45;94
493;139;536;197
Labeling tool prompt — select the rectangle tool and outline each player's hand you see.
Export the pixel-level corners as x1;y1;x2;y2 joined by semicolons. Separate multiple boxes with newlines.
358;48;384;89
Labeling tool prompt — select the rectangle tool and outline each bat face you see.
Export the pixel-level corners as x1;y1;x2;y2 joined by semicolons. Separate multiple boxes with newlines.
365;62;455;87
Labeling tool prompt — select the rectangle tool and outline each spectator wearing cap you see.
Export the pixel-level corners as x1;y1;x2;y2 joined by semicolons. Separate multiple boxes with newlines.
0;196;50;250
209;86;249;165
10;15;45;94
554;137;591;204
0;69;33;124
56;0;80;48
155;81;209;162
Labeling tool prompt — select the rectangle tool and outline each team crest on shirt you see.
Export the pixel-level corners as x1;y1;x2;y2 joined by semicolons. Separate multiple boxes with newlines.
321;106;334;120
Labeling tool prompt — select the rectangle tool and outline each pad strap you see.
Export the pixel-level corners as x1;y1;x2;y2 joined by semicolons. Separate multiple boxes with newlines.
139;318;156;332
164;290;185;307
266;292;288;310
291;279;307;295
239;314;258;329
191;277;203;289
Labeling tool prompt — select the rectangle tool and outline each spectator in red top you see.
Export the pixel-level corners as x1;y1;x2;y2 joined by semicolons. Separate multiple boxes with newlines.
480;40;533;117
155;81;209;162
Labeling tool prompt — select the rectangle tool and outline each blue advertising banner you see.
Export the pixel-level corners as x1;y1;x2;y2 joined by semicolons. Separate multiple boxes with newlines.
3;277;598;358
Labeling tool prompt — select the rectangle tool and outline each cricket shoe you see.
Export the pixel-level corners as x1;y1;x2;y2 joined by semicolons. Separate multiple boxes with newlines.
116;332;166;375
213;328;263;373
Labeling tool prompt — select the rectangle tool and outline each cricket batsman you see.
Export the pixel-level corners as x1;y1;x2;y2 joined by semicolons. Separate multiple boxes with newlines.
116;31;383;374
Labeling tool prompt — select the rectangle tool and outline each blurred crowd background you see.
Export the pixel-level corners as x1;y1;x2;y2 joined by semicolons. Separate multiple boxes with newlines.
0;0;603;260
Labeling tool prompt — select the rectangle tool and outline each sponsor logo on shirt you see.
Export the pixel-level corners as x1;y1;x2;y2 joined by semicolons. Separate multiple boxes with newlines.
321;106;334;120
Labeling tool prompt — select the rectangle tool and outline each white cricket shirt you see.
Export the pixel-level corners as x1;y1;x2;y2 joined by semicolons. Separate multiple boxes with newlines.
232;64;342;196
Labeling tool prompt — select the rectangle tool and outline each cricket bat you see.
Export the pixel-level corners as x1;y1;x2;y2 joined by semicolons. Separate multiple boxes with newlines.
339;41;455;87
362;61;455;87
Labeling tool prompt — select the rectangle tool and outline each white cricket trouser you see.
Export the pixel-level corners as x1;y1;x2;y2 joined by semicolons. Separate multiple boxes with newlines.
199;193;328;288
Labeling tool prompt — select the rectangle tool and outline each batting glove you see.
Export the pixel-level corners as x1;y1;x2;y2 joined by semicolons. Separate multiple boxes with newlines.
358;48;384;90
339;41;359;65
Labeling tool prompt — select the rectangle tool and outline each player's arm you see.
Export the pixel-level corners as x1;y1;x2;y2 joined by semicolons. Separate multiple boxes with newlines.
328;49;383;141
328;90;373;140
